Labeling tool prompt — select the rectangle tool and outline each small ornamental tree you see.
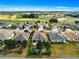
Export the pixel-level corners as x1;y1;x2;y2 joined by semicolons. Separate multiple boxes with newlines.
4;40;17;49
22;40;27;48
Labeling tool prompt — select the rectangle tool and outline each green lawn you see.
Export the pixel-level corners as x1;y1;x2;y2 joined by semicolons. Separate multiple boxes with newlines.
0;19;49;23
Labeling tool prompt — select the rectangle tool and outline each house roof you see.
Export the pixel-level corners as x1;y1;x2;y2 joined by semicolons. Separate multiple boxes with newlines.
0;29;14;39
48;32;66;42
0;32;5;40
63;31;79;41
32;31;47;41
38;23;49;28
39;32;47;40
0;30;14;39
13;32;30;41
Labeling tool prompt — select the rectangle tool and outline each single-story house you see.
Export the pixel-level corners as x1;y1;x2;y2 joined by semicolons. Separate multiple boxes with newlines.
24;23;36;29
13;32;30;43
52;28;59;33
48;32;66;43
11;23;23;29
0;30;14;39
38;23;49;30
32;31;47;45
62;31;79;42
58;18;67;21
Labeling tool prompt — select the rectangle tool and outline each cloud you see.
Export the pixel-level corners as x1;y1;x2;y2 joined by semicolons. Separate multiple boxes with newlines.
55;6;69;8
0;6;79;11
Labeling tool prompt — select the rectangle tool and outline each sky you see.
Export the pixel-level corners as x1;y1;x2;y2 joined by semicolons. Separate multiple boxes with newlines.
0;0;79;11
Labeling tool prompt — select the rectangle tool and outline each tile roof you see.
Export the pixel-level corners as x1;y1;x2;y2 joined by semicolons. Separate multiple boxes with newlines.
63;31;79;41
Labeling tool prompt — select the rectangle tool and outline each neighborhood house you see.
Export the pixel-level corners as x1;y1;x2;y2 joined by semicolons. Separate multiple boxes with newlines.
48;32;66;43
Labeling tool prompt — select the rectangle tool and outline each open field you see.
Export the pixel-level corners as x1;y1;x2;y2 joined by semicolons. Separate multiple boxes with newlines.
58;16;79;25
51;42;79;58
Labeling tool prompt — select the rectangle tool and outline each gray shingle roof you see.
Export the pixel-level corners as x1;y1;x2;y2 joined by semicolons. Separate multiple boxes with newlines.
0;30;14;39
48;32;66;42
13;32;30;41
32;31;47;42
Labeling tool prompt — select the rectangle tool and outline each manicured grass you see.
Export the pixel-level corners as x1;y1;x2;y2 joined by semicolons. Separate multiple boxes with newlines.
0;20;36;23
0;19;49;23
39;19;49;23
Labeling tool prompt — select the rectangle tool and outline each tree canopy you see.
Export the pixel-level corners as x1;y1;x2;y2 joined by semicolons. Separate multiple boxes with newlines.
22;14;39;18
49;17;58;23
